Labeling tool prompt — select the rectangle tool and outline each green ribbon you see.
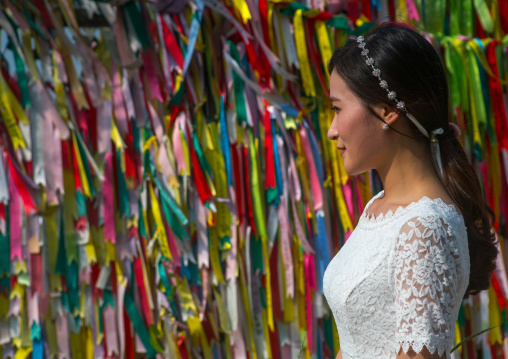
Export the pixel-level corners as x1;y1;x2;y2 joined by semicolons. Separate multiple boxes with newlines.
466;44;487;141
192;132;213;182
121;2;150;49
76;190;87;219
75;133;96;197
473;0;494;33
160;192;188;240
248;129;267;240
138;201;147;238
31;322;42;341
423;0;446;34
157;258;179;315
66;261;80;313
152;176;188;226
443;40;465;110
228;40;249;126
279;3;374;35
251;236;264;274
55;209;67;275
2;12;30;110
124;290;158;358
6;40;30;110
0;203;9;275
0;276;10;292
21;0;49;41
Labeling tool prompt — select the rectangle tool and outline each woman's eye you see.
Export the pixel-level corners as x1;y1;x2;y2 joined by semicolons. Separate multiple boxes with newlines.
330;106;341;113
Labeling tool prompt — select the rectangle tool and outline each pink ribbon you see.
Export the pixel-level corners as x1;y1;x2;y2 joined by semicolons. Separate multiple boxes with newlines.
277;136;294;298
172;113;187;176
225;186;238;282
97;100;113;155
114;8;137;67
406;0;420;21
8;167;22;261
103;153;116;243
195;192;209;269
304;254;316;353
112;63;129;135
343;180;354;224
103;305;120;357
56;313;71;359
142;50;163;103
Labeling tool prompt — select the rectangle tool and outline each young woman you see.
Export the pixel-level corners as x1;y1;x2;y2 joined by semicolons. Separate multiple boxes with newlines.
322;23;497;359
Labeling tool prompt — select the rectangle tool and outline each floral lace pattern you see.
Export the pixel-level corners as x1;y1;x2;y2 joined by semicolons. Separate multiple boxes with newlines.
395;215;469;357
323;192;469;359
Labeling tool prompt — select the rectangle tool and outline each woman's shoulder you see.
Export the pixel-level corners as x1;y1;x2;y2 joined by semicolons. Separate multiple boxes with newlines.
403;194;464;227
359;190;465;232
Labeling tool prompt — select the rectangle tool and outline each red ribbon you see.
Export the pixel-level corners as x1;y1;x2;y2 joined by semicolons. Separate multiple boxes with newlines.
486;41;508;150
491;272;507;309
161;15;184;70
305;19;330;97
189;141;213;205
232;145;245;226
178;334;190;359
71;139;83;192
361;0;372;20
264;106;276;190
347;0;360;21
133;256;154;326
243;146;256;236
124;307;135;359
499;0;508;32
83;81;98;153
6;154;37;214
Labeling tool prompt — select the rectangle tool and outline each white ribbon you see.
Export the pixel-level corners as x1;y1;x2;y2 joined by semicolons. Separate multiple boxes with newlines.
430;128;444;181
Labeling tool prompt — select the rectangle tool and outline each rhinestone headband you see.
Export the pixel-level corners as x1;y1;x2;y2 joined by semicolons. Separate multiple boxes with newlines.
356;35;433;139
356;35;446;180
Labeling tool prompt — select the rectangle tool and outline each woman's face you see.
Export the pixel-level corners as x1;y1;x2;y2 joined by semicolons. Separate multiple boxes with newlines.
327;71;388;175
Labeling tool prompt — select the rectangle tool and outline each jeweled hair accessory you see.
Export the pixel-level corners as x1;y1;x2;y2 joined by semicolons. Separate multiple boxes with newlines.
356;35;446;181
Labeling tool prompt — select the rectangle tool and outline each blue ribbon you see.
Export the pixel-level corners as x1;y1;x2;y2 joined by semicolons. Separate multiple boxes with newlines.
304;120;324;184
272;126;283;206
219;95;233;186
314;212;331;293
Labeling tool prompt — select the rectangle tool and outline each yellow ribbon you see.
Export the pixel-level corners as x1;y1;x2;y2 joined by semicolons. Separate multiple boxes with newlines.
21;30;40;82
53;50;69;123
232;0;251;24
468;39;508;84
71;132;92;198
294;9;316;97
149;182;172;260
0;71;26;150
316;21;332;83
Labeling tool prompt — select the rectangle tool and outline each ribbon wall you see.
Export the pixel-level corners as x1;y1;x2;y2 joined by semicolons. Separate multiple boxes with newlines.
0;0;507;358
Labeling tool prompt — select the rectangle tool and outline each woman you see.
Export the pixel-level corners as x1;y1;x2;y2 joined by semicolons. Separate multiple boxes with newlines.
322;23;498;359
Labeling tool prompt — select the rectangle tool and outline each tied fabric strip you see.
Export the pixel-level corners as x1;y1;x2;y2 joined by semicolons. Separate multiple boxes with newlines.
0;1;505;359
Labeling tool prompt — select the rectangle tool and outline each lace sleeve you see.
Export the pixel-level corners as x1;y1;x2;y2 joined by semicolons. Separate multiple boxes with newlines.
394;215;461;358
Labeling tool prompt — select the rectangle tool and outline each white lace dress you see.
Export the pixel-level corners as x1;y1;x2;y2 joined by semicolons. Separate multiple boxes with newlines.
323;190;470;359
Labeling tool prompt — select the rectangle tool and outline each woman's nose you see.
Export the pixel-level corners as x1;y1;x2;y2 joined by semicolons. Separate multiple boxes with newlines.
328;128;339;140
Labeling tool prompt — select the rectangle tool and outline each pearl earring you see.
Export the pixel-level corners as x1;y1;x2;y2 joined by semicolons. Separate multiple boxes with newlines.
382;124;389;130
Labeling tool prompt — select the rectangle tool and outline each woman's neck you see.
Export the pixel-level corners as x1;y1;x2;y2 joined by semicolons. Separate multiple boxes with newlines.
377;145;442;205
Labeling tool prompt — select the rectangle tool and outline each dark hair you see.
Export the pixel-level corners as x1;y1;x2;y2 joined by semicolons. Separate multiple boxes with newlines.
328;23;497;296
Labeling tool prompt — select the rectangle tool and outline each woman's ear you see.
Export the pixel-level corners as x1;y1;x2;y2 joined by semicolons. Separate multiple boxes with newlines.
378;103;400;126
